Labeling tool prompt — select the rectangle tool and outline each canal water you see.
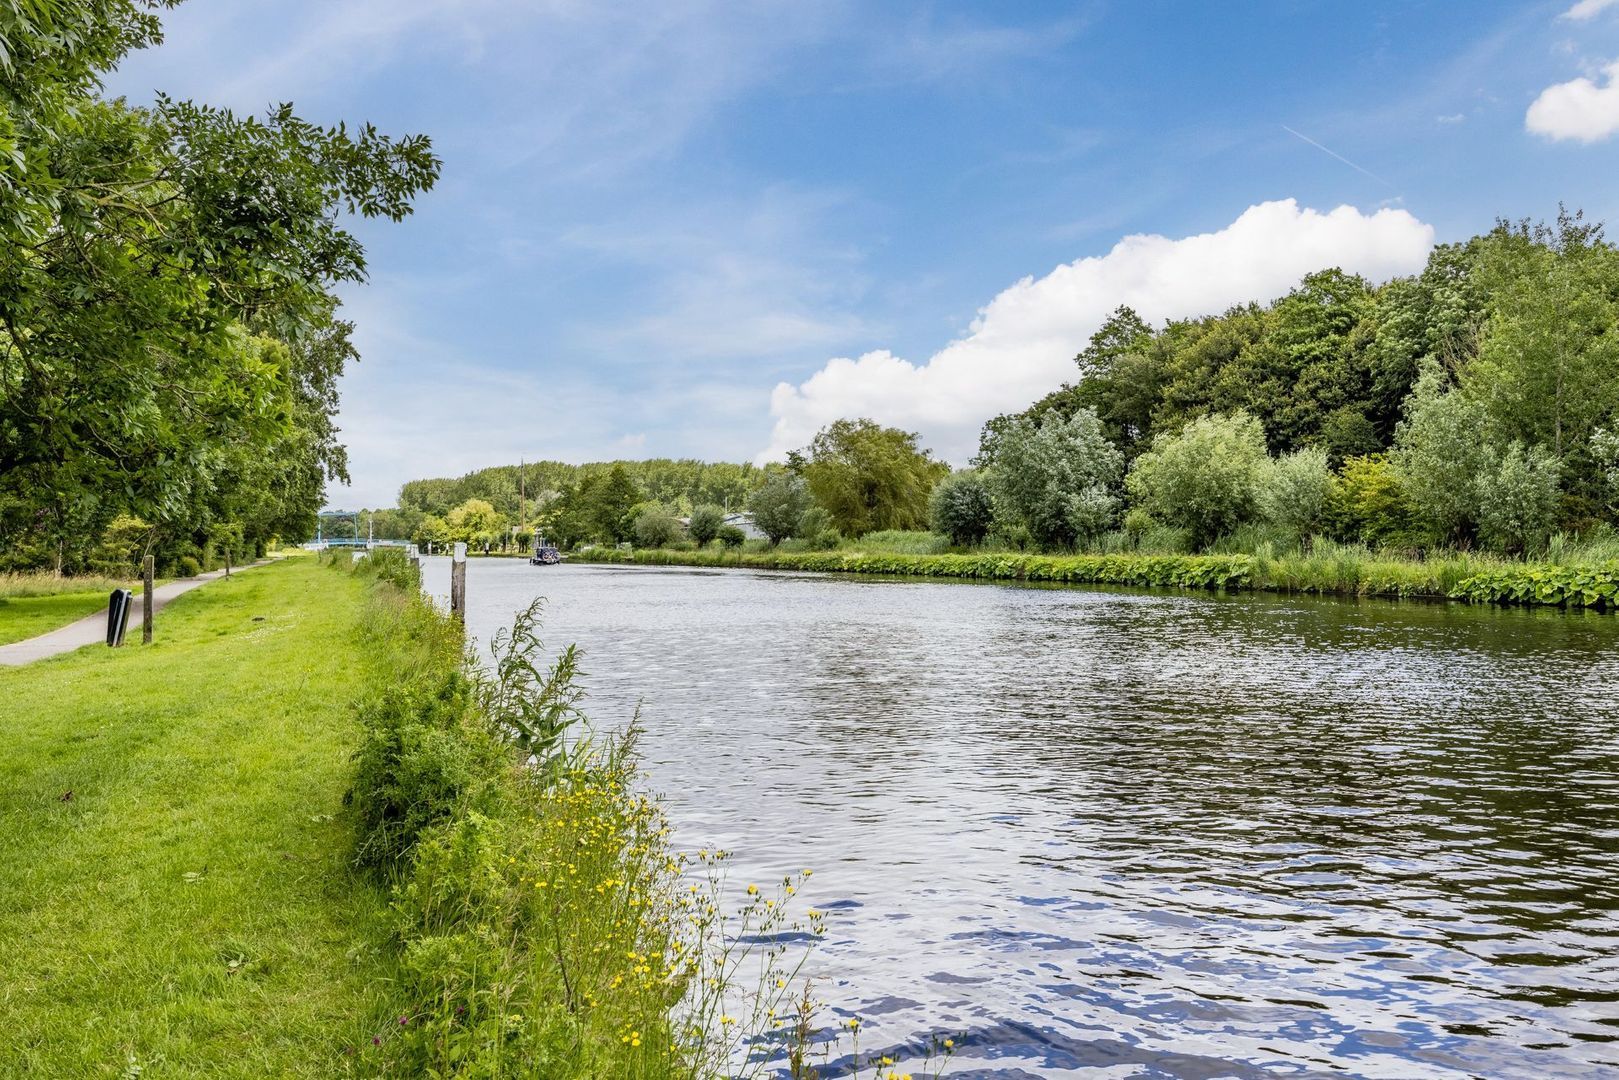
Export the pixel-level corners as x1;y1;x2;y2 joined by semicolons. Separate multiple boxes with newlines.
424;557;1619;1079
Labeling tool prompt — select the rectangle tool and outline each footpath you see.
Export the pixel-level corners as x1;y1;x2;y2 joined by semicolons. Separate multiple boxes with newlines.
0;563;264;666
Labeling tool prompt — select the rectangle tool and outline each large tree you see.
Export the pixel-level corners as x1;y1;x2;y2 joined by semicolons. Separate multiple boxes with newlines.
0;2;439;570
797;418;948;537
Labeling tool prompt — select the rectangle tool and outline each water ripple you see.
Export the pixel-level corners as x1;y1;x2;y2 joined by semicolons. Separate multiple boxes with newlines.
438;560;1619;1079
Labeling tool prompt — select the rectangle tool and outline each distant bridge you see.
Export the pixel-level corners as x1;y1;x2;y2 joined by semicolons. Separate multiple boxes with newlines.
308;538;411;550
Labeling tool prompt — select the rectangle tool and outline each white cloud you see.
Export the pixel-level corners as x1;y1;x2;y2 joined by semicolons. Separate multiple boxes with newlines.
1562;0;1619;20
760;199;1435;464
1526;60;1619;142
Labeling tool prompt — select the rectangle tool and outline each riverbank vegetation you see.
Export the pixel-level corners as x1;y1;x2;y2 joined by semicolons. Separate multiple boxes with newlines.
572;543;1619;608
0;3;438;579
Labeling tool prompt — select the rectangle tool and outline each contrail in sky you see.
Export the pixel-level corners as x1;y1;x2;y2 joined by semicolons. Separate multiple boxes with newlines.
1281;124;1393;187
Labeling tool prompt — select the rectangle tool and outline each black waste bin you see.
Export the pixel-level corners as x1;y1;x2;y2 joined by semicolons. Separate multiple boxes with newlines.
106;588;134;647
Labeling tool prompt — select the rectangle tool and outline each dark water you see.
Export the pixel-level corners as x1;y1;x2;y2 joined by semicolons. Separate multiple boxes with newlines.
426;558;1619;1079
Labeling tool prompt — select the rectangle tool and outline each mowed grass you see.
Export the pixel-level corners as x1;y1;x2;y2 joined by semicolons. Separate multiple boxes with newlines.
0;592;114;645
0;559;399;1078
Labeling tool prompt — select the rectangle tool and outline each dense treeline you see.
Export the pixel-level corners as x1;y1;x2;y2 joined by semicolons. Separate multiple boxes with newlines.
968;209;1619;556
0;1;437;576
380;459;782;550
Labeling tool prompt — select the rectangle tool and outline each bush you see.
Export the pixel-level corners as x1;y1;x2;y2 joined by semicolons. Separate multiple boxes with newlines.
1390;359;1493;543
176;555;202;577
716;524;746;549
795;505;839;549
929;470;995;547
348;674;489;870
986;408;1123;548
1126;412;1269;550
1333;454;1419;548
630;503;682;548
354;547;420;591
1477;442;1561;555
1258;447;1335;544
687;504;724;548
747;474;809;546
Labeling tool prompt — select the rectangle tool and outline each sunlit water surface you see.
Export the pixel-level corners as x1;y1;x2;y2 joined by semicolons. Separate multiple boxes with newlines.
424;558;1619;1079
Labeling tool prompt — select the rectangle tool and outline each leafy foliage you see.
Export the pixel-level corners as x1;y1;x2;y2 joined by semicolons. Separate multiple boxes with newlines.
631;502;683;548
1258;447;1335;543
985;409;1123;548
1476;443;1562;556
797;417;948;537
0;3;438;572
747;472;810;546
687;504;724;547
1126;413;1269;549
928;470;995;547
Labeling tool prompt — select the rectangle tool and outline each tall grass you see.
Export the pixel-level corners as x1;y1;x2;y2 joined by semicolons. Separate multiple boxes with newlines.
0;570;136;598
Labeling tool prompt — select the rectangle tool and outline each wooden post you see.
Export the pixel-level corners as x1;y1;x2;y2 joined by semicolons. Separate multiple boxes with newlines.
450;541;467;626
225;548;232;578
142;555;155;644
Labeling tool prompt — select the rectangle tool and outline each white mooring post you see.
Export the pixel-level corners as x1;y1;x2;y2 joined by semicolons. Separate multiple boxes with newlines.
450;541;467;626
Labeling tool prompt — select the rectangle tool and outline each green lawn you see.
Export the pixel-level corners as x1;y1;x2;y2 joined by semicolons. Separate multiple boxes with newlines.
0;592;112;645
0;559;398;1077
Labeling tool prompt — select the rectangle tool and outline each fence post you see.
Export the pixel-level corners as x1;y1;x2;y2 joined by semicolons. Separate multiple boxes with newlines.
450;541;467;627
142;555;155;644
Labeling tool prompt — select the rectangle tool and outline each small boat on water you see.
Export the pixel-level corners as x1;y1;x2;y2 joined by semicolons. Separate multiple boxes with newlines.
529;545;563;566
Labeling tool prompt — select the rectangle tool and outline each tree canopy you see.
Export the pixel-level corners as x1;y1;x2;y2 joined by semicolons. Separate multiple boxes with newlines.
796;418;948;537
0;0;439;572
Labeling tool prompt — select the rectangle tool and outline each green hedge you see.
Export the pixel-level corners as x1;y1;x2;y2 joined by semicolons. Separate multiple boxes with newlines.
576;547;1257;590
577;547;1619;609
1449;562;1619;608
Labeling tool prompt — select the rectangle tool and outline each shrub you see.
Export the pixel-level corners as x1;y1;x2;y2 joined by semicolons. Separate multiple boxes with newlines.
347;674;489;870
1333;454;1419;548
176;555;202;577
1390;359;1493;543
631;503;683;548
747;474;809;545
929;470;995;547
1258;447;1335;544
717;524;746;550
1126;412;1269;550
1477;442;1561;555
1593;426;1619;511
986;408;1123;548
687;504;724;548
795;505;838;549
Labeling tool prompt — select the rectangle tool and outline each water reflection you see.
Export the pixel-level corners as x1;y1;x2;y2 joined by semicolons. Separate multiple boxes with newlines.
428;558;1619;1078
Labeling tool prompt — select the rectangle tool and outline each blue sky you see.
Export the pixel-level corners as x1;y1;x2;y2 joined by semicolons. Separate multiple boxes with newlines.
106;1;1619;509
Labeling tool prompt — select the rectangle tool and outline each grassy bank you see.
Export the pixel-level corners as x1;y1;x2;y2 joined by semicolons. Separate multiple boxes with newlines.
571;546;1619;609
0;558;400;1077
0;592;113;645
0;571;142;645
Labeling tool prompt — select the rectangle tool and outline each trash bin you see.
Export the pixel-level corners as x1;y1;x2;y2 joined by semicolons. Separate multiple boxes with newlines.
106;588;134;647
